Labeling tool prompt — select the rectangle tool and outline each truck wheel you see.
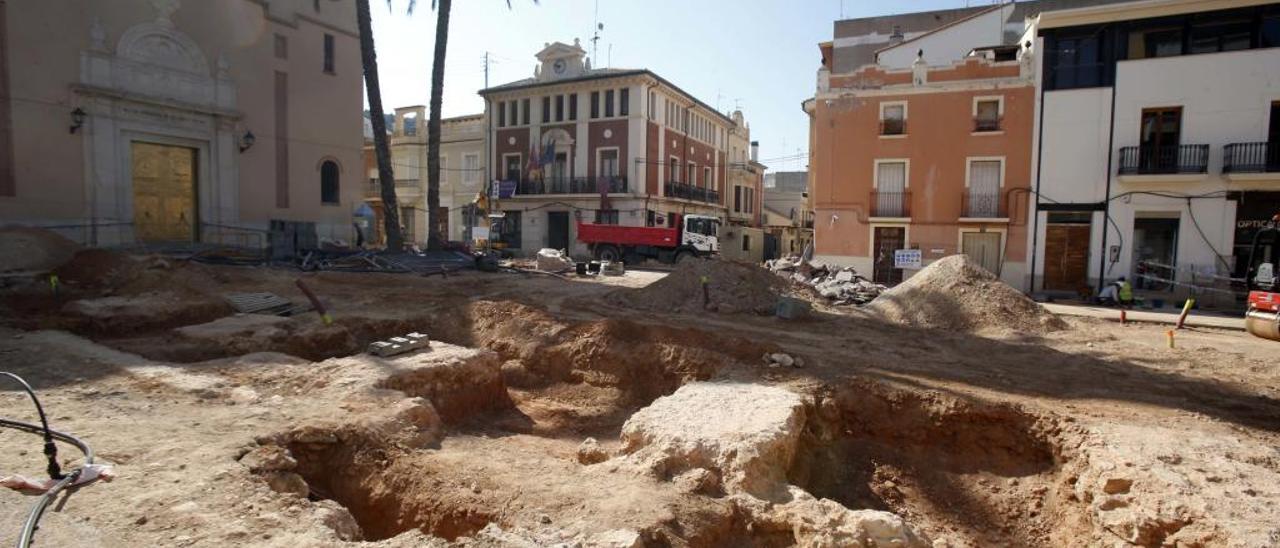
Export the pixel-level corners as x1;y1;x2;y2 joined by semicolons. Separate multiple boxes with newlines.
595;244;621;262
674;251;692;264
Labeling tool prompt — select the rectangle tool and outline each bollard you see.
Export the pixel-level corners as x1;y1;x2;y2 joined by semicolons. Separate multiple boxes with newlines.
1174;298;1195;329
1119;309;1126;325
295;278;333;326
1165;329;1175;349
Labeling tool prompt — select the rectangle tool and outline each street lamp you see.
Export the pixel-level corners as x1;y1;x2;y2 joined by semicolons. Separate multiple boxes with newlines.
69;108;86;134
239;130;256;153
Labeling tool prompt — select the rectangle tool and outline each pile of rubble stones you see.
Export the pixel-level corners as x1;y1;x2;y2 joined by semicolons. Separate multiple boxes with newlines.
765;256;886;306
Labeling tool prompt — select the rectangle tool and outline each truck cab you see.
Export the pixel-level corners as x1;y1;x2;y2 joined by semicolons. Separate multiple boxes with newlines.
681;215;721;254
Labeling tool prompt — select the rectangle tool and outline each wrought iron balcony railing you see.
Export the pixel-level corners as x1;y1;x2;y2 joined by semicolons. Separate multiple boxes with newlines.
1224;142;1280;173
870;190;910;217
1118;144;1209;175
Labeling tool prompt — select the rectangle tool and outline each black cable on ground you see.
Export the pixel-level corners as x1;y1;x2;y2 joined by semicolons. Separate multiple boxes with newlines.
1;372;96;548
1;372;62;480
2;417;95;548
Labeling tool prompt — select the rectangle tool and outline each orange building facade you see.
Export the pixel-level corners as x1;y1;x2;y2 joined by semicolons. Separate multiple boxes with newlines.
807;52;1035;288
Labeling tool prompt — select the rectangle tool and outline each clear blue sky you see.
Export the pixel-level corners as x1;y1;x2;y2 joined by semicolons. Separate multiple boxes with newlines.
368;0;980;173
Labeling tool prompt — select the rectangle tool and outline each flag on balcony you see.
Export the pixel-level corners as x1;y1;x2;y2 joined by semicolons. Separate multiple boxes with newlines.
525;144;540;179
597;175;611;211
540;142;556;166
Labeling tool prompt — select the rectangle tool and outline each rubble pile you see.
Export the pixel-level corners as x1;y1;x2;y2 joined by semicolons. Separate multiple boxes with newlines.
867;254;1067;333
534;248;575;273
766;255;886;305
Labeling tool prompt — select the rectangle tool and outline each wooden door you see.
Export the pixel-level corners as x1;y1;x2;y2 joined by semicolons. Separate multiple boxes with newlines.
872;226;905;285
1044;224;1090;291
962;232;1002;275
132;142;196;242
1139;107;1182;171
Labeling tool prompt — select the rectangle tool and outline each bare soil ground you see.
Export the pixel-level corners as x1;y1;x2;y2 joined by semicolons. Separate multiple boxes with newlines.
0;251;1277;547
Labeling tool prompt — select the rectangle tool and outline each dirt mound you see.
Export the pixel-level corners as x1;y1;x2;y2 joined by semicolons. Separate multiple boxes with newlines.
53;248;142;290
867;255;1066;332
0;227;80;272
608;259;789;314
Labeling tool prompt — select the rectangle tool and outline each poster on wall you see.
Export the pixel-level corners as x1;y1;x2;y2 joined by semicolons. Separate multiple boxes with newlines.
894;249;922;269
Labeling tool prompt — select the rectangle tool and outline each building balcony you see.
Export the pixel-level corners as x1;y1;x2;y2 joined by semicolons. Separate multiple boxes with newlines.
870;190;910;218
515;176;628;195
879;119;906;137
1117;145;1209;179
1224;142;1280;175
973;117;1002;133
960;191;1006;221
664;181;720;204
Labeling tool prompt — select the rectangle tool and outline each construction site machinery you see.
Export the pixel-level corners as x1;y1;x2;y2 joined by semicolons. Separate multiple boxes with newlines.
577;213;720;264
1245;221;1280;340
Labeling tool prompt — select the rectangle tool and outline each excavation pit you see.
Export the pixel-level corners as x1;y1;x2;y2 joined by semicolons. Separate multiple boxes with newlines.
790;379;1076;546
285;433;495;542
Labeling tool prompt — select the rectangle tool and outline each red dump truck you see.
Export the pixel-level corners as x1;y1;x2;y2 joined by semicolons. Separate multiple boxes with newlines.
576;213;721;263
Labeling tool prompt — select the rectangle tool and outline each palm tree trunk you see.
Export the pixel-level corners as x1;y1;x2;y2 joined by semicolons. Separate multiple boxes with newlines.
356;0;403;251
425;0;451;251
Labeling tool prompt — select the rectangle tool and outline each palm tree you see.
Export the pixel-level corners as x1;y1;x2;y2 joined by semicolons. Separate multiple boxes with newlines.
421;0;528;251
356;0;402;251
424;0;452;251
363;0;529;251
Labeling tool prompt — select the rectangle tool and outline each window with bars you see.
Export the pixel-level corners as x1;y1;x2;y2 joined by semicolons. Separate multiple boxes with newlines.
966;160;1002;218
975;99;1001;132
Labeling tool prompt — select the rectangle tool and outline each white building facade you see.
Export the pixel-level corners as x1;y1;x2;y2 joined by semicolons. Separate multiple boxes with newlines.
363;108;485;247
1030;0;1280;304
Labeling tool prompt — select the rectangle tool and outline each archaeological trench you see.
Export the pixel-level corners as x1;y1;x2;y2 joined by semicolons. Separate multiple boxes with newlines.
1;252;1277;547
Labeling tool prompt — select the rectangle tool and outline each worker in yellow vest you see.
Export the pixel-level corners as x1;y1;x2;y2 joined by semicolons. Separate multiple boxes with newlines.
1098;276;1134;307
1117;277;1134;306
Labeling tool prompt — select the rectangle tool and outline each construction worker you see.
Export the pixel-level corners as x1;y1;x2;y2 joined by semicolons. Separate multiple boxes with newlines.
1098;276;1134;307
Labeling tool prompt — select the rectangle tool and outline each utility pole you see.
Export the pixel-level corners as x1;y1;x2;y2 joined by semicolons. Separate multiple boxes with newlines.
473;51;492;251
591;0;603;64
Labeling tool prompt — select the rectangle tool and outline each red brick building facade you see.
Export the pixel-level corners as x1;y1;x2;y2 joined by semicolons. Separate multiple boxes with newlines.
479;40;753;257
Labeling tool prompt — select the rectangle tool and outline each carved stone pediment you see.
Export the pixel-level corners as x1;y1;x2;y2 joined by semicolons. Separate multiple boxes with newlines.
80;11;234;111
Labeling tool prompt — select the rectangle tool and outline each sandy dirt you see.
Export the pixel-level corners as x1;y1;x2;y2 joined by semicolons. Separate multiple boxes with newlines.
0;248;1277;547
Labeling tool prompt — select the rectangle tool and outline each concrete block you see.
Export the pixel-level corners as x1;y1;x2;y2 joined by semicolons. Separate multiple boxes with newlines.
367;332;430;357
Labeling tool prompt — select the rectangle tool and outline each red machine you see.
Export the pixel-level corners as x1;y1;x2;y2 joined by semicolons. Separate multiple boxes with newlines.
576;213;720;264
1245;220;1280;340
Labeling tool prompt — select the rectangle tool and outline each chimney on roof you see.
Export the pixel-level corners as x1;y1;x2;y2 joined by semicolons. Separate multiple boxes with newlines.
750;141;759;162
913;49;928;86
